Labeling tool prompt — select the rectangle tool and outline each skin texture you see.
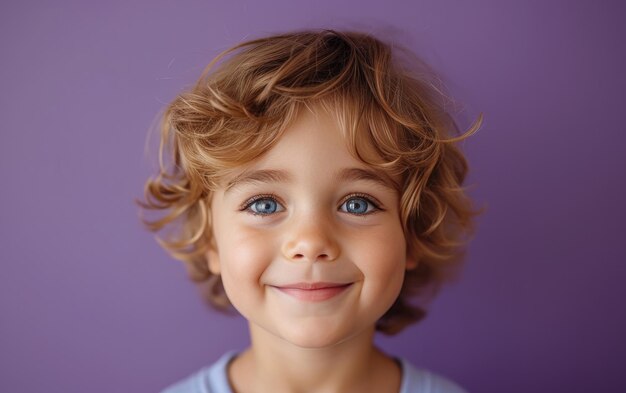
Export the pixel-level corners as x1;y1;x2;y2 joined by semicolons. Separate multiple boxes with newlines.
206;104;416;393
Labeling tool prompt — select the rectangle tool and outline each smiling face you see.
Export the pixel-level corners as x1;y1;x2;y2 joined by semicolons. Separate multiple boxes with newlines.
206;104;415;349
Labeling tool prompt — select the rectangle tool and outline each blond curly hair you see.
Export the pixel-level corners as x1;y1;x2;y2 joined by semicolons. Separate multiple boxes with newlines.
137;29;484;335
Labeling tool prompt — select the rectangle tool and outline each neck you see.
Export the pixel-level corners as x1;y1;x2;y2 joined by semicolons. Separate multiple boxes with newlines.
228;322;401;393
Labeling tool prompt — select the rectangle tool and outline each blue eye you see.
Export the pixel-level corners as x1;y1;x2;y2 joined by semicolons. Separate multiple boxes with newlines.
246;197;283;215
341;196;379;215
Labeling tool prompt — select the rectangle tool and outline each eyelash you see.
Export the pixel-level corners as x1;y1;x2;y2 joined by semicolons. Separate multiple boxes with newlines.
239;194;284;216
340;193;384;215
239;193;384;216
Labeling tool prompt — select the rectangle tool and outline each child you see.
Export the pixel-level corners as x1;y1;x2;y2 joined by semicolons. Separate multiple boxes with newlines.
139;29;483;393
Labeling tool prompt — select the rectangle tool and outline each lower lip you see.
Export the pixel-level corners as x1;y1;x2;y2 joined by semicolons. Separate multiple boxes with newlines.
274;284;352;302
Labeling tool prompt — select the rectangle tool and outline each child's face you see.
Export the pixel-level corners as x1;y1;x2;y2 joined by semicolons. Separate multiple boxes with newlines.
207;105;415;349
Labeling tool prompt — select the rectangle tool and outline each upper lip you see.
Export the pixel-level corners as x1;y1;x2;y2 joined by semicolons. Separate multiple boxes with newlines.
275;282;352;290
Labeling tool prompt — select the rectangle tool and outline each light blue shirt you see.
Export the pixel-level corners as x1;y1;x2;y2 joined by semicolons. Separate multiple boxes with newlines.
161;351;468;393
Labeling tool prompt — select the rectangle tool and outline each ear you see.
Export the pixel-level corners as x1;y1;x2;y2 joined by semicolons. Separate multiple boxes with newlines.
405;249;418;271
206;246;221;275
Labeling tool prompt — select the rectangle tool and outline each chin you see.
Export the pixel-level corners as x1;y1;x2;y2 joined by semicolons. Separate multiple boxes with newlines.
277;323;367;350
285;333;341;349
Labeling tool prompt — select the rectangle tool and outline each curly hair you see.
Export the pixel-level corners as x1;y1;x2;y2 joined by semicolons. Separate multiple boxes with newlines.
137;29;484;335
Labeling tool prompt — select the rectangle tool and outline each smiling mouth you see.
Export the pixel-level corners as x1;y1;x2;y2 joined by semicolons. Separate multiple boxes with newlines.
272;282;353;302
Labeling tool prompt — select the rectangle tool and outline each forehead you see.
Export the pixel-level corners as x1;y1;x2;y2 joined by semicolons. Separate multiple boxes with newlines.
219;102;401;190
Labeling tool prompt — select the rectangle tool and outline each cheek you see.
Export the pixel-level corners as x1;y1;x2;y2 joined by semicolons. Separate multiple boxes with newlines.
216;225;276;297
355;225;407;298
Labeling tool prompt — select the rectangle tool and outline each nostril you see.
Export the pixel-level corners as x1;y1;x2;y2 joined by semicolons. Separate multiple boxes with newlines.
291;253;331;261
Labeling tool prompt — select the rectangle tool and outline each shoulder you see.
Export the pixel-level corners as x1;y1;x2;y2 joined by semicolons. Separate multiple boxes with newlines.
159;351;237;393
398;357;469;393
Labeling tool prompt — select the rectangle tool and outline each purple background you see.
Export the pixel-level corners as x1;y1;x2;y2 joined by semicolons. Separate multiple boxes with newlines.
1;1;625;392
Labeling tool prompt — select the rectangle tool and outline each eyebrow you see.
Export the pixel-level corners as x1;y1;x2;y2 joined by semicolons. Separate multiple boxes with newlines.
224;167;398;193
225;169;293;193
336;168;399;191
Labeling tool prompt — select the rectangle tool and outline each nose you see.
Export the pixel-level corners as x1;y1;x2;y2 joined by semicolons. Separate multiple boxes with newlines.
281;214;340;263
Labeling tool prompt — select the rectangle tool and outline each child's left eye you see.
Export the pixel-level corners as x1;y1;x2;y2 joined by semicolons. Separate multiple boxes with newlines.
339;195;381;215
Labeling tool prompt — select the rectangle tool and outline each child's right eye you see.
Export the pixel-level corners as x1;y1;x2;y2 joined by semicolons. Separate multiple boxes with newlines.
241;195;285;216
